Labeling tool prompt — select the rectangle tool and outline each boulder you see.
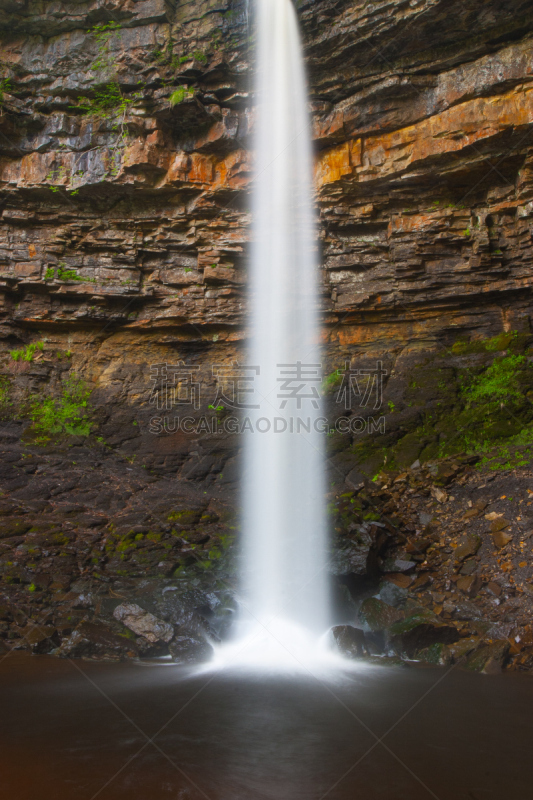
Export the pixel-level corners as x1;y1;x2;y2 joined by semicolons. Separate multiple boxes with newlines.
384;573;412;589
169;634;214;664
492;530;513;548
13;623;58;653
113;602;174;643
490;518;511;534
378;580;408;607
415;642;452;666
359;597;404;631
454;534;481;562
389;608;460;659
448;636;482;662
331;625;367;658
464;639;510;673
456;575;482;597
57;622;138;660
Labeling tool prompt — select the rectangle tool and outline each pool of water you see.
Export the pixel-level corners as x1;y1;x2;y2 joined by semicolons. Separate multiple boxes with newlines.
0;653;531;800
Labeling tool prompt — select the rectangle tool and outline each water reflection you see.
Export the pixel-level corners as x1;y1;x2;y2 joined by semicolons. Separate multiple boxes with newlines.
0;654;531;800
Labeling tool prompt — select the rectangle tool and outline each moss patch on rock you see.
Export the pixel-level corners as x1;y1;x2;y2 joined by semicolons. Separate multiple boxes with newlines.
347;331;533;478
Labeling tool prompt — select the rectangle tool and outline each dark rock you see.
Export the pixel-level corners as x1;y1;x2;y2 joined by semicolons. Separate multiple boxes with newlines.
492;530;513;548
454;534;482;562
359;598;404;631
459;558;478;575
365;655;407;668
14;623;56;648
448;636;482;662
169;634;214;665
456;575;483;597
415;642;452;666
363;629;387;656
389;609;460;659
0;519;32;539
378;581;408;607
464;640;510;673
453;600;485;620
57;622;138;660
381;558;416;573
486;580;502;597
331;625;367;658
490;518;511;534
384;573;413;589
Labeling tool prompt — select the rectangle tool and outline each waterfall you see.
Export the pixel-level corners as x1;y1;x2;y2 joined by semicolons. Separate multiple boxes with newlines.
227;0;330;665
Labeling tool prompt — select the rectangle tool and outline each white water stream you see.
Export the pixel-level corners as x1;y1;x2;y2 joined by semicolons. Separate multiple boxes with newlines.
218;0;331;669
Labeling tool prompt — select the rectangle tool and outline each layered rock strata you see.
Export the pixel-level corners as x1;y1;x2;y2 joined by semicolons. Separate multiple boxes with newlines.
1;0;533;665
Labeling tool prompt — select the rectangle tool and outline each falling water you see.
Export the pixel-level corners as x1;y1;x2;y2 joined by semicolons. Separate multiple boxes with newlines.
218;0;330;668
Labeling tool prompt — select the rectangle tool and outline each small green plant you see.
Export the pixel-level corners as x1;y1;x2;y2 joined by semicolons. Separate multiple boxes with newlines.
90;21;122;74
10;341;45;362
170;86;194;105
0;77;12;105
321;369;342;394
59;266;82;281
29;374;92;437
387;400;395;412
73;82;140;122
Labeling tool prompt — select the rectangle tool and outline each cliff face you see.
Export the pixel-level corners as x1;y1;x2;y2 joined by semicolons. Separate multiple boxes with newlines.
1;1;533;454
2;0;533;337
1;1;533;665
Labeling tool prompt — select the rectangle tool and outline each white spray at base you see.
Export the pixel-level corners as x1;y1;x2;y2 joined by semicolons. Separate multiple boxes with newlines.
213;0;337;672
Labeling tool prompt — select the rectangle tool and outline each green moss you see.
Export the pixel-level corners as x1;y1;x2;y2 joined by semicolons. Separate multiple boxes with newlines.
415;642;451;665
0;376;12;414
354;331;533;476
28;374;92;438
167;509;200;523
465;354;526;404
449;330;527;356
363;511;381;521
170;86;194;105
0;77;12;105
321;369;343;394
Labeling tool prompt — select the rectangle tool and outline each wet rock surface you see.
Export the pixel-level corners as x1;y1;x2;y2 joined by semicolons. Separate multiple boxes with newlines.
330;455;533;673
112;602;174;643
0;403;532;672
0;427;236;663
331;625;367;659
